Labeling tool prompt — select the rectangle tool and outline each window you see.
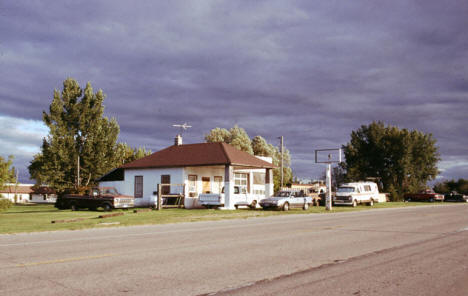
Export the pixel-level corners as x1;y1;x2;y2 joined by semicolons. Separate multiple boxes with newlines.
213;176;223;194
188;175;197;193
253;172;265;185
134;176;143;198
161;175;170;195
234;173;248;194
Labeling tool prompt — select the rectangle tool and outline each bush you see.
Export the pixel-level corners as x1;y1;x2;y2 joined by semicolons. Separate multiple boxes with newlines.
0;198;13;211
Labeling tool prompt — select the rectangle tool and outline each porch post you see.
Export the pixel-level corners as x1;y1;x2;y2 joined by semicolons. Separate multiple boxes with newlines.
223;165;235;209
265;168;273;197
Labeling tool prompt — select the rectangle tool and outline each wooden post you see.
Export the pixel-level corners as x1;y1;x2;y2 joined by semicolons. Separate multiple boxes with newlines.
157;184;162;211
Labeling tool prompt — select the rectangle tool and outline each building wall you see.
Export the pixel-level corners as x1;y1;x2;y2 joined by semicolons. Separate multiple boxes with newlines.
99;165;273;209
30;194;57;203
0;193;30;203
183;166;226;208
100;167;185;207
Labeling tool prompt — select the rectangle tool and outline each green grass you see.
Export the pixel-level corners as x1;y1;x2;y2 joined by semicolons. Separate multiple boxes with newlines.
0;201;448;234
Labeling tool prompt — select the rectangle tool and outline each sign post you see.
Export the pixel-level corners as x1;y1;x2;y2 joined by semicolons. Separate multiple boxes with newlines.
315;148;342;211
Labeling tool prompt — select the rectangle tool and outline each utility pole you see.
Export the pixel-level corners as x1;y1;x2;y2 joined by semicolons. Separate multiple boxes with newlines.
77;155;80;188
278;136;284;188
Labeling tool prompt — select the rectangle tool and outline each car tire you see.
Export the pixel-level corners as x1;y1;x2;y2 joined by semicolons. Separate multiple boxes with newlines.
234;205;239;210
250;200;257;209
303;203;309;210
352;200;357;207
429;198;434;203
71;203;77;211
102;203;112;211
282;202;289;211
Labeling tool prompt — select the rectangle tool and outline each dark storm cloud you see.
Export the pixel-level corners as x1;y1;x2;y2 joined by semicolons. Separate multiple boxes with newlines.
0;0;467;182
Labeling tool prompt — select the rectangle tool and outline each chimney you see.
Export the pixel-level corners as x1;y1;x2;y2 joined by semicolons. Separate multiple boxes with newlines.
174;134;183;146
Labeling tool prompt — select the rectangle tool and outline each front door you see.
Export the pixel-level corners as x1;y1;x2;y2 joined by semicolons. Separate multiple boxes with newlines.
202;177;210;193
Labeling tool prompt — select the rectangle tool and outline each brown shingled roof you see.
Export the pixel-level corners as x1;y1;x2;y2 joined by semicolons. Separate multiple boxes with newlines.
120;142;275;169
0;185;33;194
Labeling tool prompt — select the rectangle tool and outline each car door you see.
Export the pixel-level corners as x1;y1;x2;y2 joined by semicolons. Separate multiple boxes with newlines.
291;192;302;208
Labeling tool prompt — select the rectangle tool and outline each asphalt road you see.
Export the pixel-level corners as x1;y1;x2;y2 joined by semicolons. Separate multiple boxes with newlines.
1;204;467;296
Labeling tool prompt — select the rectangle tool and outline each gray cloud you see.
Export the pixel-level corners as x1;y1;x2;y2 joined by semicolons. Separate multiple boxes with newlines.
0;0;467;183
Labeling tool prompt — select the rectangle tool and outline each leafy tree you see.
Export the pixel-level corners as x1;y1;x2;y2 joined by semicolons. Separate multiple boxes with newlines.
343;121;440;201
434;179;468;194
205;127;292;191
116;144;152;165
0;155;16;189
29;78;149;193
205;125;253;154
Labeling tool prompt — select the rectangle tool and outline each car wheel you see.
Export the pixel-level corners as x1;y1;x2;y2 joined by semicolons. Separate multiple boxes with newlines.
429;198;434;203
102;203;112;211
282;202;289;211
71;203;77;211
303;203;309;210
234;205;239;210
352;200;357;207
249;200;257;209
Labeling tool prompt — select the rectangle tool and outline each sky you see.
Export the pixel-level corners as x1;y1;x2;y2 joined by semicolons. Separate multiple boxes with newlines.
0;0;467;184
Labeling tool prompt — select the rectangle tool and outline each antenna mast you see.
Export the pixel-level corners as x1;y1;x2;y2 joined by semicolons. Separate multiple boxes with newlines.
172;123;192;146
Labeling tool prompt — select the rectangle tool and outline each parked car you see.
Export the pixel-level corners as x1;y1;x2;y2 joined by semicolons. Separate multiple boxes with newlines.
259;190;312;211
404;189;444;202
333;182;380;207
55;187;134;211
444;191;468;202
199;186;258;209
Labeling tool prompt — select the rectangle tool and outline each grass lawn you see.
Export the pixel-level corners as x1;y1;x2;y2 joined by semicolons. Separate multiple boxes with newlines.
0;201;448;234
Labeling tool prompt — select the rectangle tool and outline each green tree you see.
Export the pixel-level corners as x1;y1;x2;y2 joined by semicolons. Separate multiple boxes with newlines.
205;128;293;191
205;125;253;154
434;179;468;194
115;143;152;165
0;155;16;189
28;78;149;193
343;121;440;201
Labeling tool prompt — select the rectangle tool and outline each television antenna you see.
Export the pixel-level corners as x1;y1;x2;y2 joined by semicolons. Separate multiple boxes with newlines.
172;123;192;134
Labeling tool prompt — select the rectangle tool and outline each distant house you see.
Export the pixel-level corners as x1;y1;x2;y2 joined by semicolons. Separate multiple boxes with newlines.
98;138;275;209
0;184;57;203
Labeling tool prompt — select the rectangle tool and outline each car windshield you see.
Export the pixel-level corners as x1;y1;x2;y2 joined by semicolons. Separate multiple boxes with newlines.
275;191;292;197
337;187;355;193
101;188;117;195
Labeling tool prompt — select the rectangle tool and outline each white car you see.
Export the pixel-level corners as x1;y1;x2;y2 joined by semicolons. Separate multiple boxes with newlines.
259;190;312;211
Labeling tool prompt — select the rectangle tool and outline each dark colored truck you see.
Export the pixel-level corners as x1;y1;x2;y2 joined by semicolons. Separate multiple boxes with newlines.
444;191;468;202
55;187;134;211
404;189;444;202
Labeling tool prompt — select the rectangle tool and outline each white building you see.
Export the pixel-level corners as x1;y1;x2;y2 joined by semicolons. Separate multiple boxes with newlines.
0;184;57;203
98;141;275;209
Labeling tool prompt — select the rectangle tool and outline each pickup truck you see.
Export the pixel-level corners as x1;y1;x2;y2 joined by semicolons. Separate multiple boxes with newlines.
199;186;258;209
404;189;444;202
55;187;135;211
259;190;312;211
